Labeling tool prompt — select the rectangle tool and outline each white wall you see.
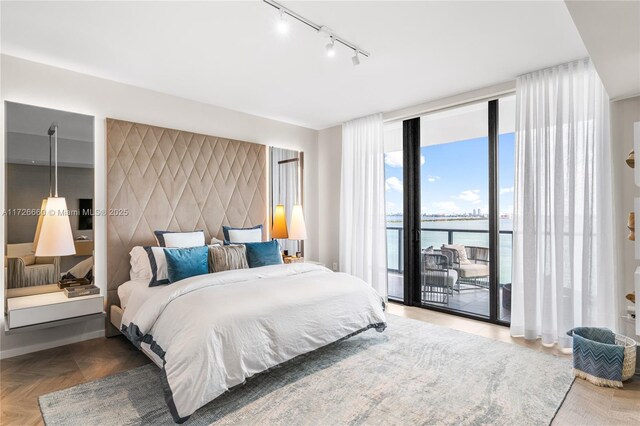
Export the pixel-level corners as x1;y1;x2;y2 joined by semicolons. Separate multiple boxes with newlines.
0;54;319;358
317;125;342;271
610;96;640;335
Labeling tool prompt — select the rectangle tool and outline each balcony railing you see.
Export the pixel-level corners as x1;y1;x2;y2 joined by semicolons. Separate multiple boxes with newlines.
386;227;513;284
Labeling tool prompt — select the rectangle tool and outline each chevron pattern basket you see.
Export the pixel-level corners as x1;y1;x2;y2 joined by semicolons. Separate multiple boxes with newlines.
569;327;637;388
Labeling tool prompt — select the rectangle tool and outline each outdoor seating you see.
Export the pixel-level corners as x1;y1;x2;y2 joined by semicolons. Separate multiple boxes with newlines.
440;244;489;292
421;250;458;304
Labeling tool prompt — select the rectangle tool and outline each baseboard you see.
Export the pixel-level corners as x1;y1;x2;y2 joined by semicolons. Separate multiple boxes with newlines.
0;329;105;359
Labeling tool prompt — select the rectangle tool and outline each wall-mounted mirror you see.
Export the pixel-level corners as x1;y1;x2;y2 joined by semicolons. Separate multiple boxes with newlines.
270;147;305;258
5;102;94;295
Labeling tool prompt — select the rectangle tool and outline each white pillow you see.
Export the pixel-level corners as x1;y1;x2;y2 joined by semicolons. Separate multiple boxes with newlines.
442;244;472;265
163;232;205;248
66;256;94;279
129;246;170;285
145;247;170;286
130;246;151;280
155;231;205;248
227;228;262;243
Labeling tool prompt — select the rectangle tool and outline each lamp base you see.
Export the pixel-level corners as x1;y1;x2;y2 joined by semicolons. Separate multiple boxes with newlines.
283;256;304;264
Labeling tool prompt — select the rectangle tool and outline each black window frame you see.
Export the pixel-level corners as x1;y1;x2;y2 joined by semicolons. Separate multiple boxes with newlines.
399;99;510;327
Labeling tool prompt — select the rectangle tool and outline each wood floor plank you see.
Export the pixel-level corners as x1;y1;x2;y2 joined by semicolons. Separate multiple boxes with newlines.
1;305;638;425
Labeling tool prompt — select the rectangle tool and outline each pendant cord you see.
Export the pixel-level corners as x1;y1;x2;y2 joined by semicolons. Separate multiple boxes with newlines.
294;161;299;205
48;133;53;197
54;124;59;197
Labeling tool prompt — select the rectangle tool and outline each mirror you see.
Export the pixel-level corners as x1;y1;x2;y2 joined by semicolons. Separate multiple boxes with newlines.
5;102;94;294
270;147;305;258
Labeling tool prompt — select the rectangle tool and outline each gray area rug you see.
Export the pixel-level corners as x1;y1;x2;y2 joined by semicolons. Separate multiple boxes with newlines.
39;315;573;425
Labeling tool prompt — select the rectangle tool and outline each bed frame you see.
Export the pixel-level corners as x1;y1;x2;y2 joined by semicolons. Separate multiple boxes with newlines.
106;118;268;336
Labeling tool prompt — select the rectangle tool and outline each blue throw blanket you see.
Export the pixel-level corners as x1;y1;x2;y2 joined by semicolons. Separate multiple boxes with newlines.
567;327;625;387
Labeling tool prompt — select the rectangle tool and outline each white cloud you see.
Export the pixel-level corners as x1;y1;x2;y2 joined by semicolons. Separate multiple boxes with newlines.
385;177;403;192
384;152;403;167
386;201;396;212
427;175;440;182
384;152;425;167
500;186;514;195
454;189;481;203
432;201;460;214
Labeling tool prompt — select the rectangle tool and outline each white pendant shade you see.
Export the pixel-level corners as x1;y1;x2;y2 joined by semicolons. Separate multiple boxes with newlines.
35;197;76;257
288;204;307;240
33;198;48;252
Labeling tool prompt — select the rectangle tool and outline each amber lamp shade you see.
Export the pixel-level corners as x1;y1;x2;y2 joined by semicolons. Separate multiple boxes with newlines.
272;204;288;239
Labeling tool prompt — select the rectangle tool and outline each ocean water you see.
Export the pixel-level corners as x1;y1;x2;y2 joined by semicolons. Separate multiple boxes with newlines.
386;217;513;285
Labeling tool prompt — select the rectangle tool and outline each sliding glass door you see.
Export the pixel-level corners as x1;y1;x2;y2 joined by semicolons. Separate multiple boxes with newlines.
419;102;491;316
384;95;515;325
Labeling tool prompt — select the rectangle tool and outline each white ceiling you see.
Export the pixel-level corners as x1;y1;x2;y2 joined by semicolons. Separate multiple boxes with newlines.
6;102;94;142
6;102;94;167
1;1;588;130
565;0;640;100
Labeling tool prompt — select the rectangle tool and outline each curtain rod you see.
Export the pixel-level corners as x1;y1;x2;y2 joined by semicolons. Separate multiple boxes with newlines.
516;57;590;78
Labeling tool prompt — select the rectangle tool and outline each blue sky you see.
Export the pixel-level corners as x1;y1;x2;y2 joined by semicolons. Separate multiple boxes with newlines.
384;133;515;216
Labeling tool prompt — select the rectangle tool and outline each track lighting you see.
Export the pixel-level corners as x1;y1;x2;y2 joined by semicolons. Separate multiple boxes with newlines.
352;50;360;66
276;9;288;34
263;0;370;63
326;36;336;57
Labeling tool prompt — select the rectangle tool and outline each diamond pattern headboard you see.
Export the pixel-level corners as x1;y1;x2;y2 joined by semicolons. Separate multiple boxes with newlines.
106;119;267;333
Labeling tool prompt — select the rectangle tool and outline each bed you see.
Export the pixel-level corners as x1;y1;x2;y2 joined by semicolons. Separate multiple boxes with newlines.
106;119;386;422
113;263;386;423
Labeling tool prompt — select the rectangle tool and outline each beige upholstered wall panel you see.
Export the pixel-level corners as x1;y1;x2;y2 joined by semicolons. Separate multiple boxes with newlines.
106;119;267;332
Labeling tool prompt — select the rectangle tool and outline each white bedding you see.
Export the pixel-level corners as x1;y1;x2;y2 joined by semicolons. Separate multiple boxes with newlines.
121;263;386;423
117;279;158;310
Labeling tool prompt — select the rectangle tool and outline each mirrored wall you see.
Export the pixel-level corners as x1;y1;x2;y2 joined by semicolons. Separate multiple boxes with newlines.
5;102;94;294
270;147;305;257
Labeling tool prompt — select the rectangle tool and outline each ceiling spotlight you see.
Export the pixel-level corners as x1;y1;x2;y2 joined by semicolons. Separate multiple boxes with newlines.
277;9;288;34
326;36;336;57
352;50;360;66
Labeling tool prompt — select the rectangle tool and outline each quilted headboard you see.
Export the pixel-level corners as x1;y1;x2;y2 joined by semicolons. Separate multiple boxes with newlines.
106;118;267;333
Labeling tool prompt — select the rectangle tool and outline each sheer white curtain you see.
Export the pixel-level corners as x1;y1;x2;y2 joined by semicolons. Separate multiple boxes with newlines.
340;113;388;299
510;58;616;348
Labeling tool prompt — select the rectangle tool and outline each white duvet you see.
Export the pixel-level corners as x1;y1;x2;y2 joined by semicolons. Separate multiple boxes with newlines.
121;263;386;423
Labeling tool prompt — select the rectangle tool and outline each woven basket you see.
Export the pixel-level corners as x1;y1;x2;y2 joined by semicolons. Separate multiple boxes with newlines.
616;334;637;381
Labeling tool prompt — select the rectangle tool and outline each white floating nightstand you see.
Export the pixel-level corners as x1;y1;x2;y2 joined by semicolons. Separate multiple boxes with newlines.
5;291;104;333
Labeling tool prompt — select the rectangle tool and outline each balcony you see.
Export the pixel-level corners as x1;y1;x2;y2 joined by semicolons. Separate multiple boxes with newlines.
386;226;512;322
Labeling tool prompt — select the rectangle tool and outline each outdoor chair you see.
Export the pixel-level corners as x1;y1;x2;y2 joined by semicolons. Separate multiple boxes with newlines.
421;250;458;304
440;245;489;292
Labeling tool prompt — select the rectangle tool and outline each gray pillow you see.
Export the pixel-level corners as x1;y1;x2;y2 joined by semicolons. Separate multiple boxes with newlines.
208;244;249;273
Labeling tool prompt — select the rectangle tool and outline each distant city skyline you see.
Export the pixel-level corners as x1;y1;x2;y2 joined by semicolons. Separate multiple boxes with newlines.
384;133;515;216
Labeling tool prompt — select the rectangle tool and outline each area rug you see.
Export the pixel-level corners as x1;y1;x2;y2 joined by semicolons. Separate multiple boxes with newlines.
39;314;573;425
